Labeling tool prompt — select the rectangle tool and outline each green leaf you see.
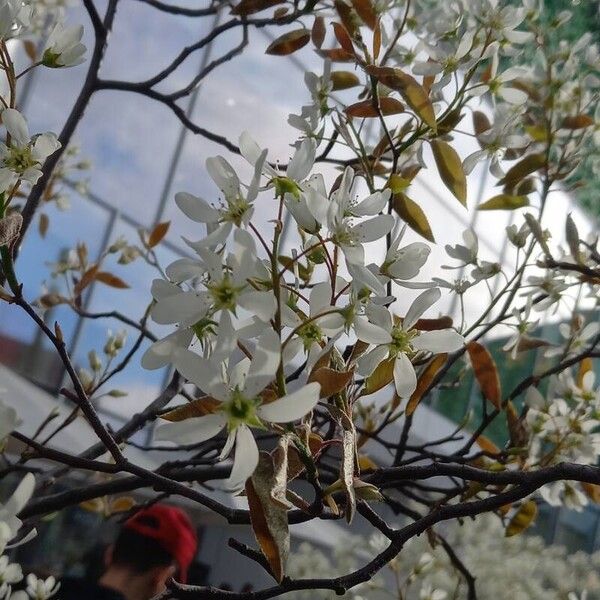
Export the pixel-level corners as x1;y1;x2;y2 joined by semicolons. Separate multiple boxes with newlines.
331;71;361;90
478;194;529;211
498;153;546;189
431;139;467;206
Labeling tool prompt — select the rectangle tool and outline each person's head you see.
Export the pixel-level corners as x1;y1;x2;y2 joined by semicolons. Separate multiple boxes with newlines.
100;504;198;600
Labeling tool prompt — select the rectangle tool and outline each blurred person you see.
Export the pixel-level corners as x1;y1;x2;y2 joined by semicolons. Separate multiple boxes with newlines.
60;504;198;600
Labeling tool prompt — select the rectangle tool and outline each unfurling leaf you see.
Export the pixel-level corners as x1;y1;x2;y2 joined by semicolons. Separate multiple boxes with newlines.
110;496;136;513
363;358;394;395
561;114;594;130
22;39;37;61
74;264;99;296
478;194;529;211
95;272;130;289
246;453;290;582
231;0;284;15
311;16;326;48
577;357;594;389
331;71;361;90
341;428;356;523
148;221;170;248
565;213;580;261
334;0;358;36
366;66;437;131
161;396;220;421
582;482;600;504
372;19;381;60
467;341;501;409
270;436;293;510
38;213;49;238
431;139;467;206
506;500;537;537
351;0;377;29
498;153;545;189
308;367;353;398
266;29;310;55
392;192;435;242
406;354;447;416
0;212;22;246
506;400;528;448
345;97;404;118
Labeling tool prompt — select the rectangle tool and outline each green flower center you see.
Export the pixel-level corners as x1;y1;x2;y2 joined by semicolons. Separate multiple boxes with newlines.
192;317;217;341
208;277;244;311
5;145;36;174
389;326;418;357
298;322;323;350
223;197;250;226
272;176;301;199
224;387;263;430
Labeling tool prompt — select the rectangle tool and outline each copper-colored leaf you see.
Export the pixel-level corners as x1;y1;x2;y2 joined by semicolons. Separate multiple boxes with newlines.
473;110;491;137
431;139;467;206
311;16;326;48
498;153;546;189
308;367;354;398
231;0;284;15
406;354;447;416
334;0;358;35
246;453;290;582
413;316;454;331
161;396;221;422
287;433;323;481
505;500;537;537
345;96;404;118
148;221;170;248
351;0;377;29
562;114;594;130
478;194;529;211
357;454;378;471
0;212;22;246
577;357;594;388
331;70;360;90
317;48;354;62
95;271;130;289
392;192;435;242
74;264;99;296
506;400;528;448
467;341;501;409
363;358;394;395
582;482;600;504
476;435;500;455
367;66;437;131
110;496;136;513
332;22;354;54
373;19;381;60
266;29;310;55
38;213;49;238
22;39;37;61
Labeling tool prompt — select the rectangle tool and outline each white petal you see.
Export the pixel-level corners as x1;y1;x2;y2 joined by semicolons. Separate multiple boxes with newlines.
141;329;194;370
353;190;389;216
244;329;280;397
165;258;206;283
206;156;240;198
356;345;389;376
257;382;320;423
287;138;315;181
387;242;431;280
238;290;277;322
183;222;232;250
5;473;35;515
309;282;332;315
226;425;259;490
151;291;210;327
175;192;220;223
354;316;392;344
173;349;226;399
351;215;394;243
404;288;441;330
2;109;29;146
154;413;226;445
393;353;417;398
412;329;464;353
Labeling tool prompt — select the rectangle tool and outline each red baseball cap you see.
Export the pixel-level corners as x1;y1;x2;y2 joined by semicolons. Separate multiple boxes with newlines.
123;504;198;582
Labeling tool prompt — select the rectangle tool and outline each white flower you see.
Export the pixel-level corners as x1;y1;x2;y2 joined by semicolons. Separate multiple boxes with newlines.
0;397;20;444
42;23;86;67
381;226;431;281
155;329;321;490
470;51;529;105
0;473;36;555
0;0;30;39
24;574;60;600
444;229;478;268
420;583;447;600
356;288;464;398
0;554;23;598
0;109;60;193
